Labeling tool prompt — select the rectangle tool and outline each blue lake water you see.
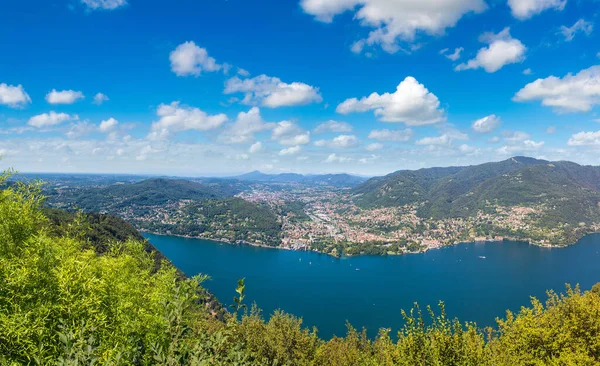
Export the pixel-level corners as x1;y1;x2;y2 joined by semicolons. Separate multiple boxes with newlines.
144;233;600;339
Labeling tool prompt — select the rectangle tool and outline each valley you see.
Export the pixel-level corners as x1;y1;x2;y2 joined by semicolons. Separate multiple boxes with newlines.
39;156;600;257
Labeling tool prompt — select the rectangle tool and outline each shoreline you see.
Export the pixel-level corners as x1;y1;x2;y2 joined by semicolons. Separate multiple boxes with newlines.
139;229;600;259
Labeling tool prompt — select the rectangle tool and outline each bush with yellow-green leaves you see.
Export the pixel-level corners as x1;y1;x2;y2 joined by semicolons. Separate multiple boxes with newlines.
1;172;599;365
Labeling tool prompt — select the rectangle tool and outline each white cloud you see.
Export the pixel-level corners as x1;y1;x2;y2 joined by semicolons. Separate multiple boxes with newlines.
472;114;501;133
503;130;530;142
323;153;352;163
416;134;452;146
219;107;274;144
81;0;127;10
559;19;593;42
300;0;486;53
279;146;302;156
99;117;118;133
456;28;526;73
508;0;566;20
314;134;360;148
0;83;31;108
93;93;109;105
148;101;228;140
237;68;250;77
224;75;322;108
488;136;500;143
331;135;359;148
271;121;311;146
513;65;600;113
497;140;544;155
365;143;383;151
249;141;264;153
441;47;464;61
568;131;600;146
66;121;96;139
458;144;478;154
28;112;78;128
314;120;353;133
416;129;468;146
46;89;85;104
359;155;379;164
523;68;533;75
368;128;414;141
170;41;222;77
337;77;445;125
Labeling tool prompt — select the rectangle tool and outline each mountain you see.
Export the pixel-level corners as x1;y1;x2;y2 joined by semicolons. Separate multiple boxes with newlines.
46;178;236;213
45;177;283;247
232;171;367;187
352;157;600;229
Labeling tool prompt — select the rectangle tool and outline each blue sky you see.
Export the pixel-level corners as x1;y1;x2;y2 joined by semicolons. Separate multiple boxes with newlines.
1;0;599;176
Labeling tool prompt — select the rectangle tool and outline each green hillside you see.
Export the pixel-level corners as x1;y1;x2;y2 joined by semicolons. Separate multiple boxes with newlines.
353;157;600;230
45;177;283;246
46;178;236;213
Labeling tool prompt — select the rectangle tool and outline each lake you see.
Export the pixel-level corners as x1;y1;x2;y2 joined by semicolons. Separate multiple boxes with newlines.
144;233;600;339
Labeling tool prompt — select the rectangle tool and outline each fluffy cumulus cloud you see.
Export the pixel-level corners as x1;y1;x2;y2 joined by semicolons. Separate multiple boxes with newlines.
336;77;445;125
314;120;353;133
568;131;600;146
314;134;360;148
46;89;85;104
471;114;501;133
249;141;264;153
219;107;274;144
224;75;322;108
513;65;600;113
0;83;31;108
456;28;526;73
560;19;593;42
93;93;109;105
300;0;486;53
508;0;566;20
148;101;228;140
28;112;78;128
80;0;127;10
279;145;302;156
99;118;118;133
368;128;414;141
271;121;311;146
170;41;222;77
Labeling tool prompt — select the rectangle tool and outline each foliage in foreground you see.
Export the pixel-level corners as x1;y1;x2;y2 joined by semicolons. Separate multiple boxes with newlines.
1;174;600;365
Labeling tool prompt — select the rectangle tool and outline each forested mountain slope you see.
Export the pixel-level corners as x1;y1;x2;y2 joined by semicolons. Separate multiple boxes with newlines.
45;178;283;246
353;157;600;228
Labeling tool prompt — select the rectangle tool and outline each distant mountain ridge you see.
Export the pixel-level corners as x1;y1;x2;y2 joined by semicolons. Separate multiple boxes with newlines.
352;156;600;228
46;178;236;213
231;171;367;187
